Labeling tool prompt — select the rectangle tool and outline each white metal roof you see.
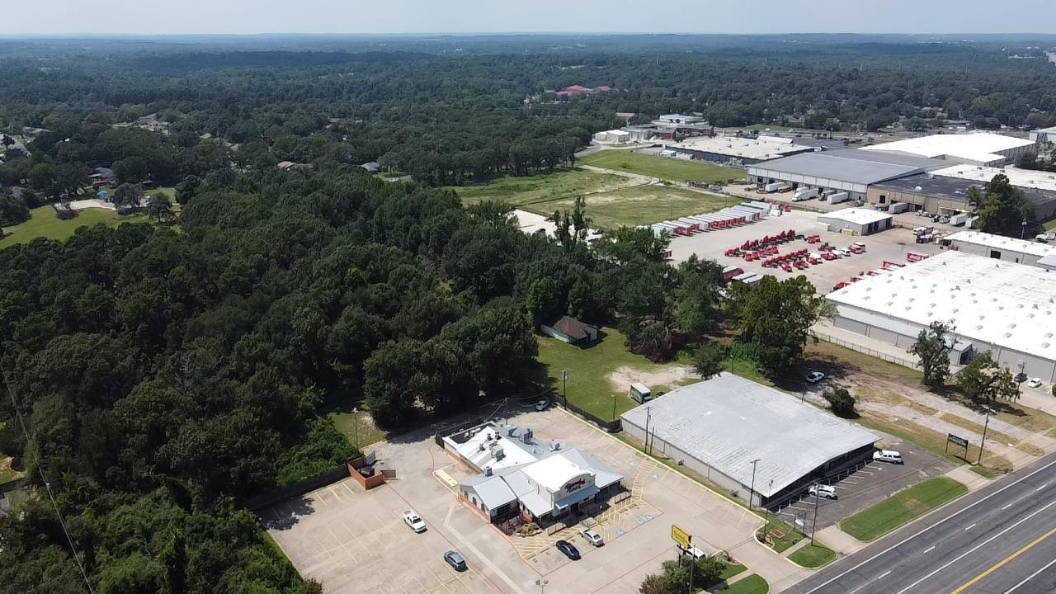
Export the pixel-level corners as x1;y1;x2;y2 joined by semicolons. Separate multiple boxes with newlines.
521;454;592;493
620;373;879;497
669;135;809;161
862;133;1036;164
827;250;1056;361
818;207;892;226
450;424;539;472
931;165;1056;193
946;231;1056;259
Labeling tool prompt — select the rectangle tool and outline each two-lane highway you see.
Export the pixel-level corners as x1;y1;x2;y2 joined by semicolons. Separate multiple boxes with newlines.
786;456;1056;594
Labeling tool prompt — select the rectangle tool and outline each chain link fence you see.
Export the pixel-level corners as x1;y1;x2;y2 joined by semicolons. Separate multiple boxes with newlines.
811;329;920;370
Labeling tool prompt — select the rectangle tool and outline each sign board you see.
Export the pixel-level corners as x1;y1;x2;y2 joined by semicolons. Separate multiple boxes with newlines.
671;524;691;550
948;434;969;449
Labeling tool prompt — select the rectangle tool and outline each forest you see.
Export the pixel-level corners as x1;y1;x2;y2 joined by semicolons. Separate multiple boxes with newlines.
0;36;1052;593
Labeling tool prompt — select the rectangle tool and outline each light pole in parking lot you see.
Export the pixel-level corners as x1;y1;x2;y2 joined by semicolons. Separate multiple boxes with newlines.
536;578;548;594
748;458;761;511
810;481;821;545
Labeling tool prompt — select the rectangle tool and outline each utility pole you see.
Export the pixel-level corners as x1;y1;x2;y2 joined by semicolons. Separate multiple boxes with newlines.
810;482;821;545
978;407;993;465
645;406;653;455
562;370;569;407
352;406;359;450
612;393;618;423
762;479;774;543
748;458;761;511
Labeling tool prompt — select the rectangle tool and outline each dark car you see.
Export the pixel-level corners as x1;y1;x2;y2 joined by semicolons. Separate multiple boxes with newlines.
443;551;467;572
556;540;580;560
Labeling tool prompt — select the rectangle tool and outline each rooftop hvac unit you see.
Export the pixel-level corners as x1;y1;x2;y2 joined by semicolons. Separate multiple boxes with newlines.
494;448;505;461
479;443;486;452
485;466;493;476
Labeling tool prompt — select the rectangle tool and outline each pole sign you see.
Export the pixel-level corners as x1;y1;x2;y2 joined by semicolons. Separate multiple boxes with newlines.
671;524;691;550
946;433;969;456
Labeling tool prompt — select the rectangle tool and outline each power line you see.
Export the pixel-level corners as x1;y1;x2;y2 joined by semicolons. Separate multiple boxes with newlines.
1;364;95;594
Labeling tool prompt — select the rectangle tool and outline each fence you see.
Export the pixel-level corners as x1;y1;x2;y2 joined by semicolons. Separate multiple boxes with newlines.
811;329;920;370
558;398;621;433
243;464;351;511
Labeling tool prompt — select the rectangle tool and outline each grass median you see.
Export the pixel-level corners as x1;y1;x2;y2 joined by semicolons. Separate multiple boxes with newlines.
788;545;837;569
719;574;769;594
840;477;968;541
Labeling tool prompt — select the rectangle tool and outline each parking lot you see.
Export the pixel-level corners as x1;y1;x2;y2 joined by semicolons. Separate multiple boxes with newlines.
767;433;953;534
263;406;810;594
667;209;943;292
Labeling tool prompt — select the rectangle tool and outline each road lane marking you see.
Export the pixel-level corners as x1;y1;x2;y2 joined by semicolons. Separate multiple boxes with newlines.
1004;555;1056;593
803;457;1056;594
950;525;1056;594
964;523;977;531
922;545;936;554
877;571;891;579
1036;483;1049;492
892;498;1056;594
1002;503;1014;510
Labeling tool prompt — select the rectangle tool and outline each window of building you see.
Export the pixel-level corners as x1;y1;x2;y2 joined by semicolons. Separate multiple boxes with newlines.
879;195;887;204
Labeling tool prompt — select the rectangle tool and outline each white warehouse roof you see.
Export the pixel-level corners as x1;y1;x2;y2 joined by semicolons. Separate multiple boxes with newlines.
668;135;810;161
862;133;1036;165
931;165;1056;193
828;251;1056;362
819;207;892;226
620;374;878;497
946;231;1056;259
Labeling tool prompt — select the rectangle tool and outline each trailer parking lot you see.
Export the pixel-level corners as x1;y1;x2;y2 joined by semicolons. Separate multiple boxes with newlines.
667;209;943;292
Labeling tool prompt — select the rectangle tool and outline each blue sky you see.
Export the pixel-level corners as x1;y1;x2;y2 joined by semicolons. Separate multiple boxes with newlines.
2;0;1055;35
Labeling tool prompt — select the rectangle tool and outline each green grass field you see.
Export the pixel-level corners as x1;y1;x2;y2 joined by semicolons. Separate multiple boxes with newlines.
329;407;389;450
522;185;730;229
719;562;748;581
579;151;745;184
0;206;148;250
719;574;769;594
840;477;968;541
536;328;692;421
788;545;837;569
453;169;627;207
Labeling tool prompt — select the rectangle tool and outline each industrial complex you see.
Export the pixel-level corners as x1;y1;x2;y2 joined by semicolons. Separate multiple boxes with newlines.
620;374;879;507
942;230;1056;268
827;250;1056;382
860;132;1038;166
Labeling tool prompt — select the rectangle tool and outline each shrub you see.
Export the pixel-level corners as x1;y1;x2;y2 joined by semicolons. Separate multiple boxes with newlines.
823;387;857;418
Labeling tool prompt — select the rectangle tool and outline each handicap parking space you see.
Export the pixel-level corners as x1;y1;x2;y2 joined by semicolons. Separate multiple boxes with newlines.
767;438;953;533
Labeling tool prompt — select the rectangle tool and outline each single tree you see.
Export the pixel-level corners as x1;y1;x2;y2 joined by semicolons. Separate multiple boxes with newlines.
734;276;825;376
823;387;857;418
975;174;1040;238
909;321;953;390
693;344;726;380
113;182;145;211
147;192;175;223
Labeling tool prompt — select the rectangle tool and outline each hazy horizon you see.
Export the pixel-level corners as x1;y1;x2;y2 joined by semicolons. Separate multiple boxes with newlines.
3;0;1055;36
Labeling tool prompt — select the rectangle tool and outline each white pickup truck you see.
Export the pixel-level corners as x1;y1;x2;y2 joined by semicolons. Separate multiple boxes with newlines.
403;509;427;533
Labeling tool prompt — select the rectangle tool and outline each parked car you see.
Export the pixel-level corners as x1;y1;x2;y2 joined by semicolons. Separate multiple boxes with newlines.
678;544;707;560
809;484;838;500
403;509;426;533
873;450;904;464
443;551;467;572
1027;378;1043;389
555;540;581;560
805;371;826;383
535;399;550;411
580;528;604;547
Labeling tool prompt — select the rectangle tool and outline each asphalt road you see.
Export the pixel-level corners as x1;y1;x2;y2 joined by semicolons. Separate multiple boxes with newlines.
786;455;1056;594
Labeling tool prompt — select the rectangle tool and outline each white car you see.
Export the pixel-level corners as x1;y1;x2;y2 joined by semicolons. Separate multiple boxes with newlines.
805;371;826;383
1027;378;1043;389
580;527;604;546
809;484;838;500
535;399;550;411
403;509;427;533
873;450;904;464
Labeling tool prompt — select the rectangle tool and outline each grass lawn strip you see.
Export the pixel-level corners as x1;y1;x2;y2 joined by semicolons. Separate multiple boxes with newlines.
452;169;629;207
328;408;388;449
719;562;748;581
1;206;148;250
840;477;968;541
719;574;770;594
757;517;802;553
520;184;730;229
788;545;837;569
579;150;745;185
536;328;691;421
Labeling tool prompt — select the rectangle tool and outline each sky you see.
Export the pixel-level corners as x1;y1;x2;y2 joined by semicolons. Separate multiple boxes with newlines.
2;0;1056;36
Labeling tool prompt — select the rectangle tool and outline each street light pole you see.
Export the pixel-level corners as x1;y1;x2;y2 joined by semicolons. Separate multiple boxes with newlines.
612;392;618;424
762;479;774;543
748;458;761;511
810;481;821;545
978;407;992;465
352;406;359;450
536;579;548;594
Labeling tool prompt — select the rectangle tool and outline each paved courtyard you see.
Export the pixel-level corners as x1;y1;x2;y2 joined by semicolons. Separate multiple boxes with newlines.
263;406;811;593
667;209;943;292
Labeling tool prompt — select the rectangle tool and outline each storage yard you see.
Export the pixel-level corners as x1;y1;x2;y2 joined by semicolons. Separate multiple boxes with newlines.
665;209;942;292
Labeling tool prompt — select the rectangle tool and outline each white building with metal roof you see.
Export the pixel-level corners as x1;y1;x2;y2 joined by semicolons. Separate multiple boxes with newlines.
828;250;1056;382
818;207;893;236
667;135;813;165
943;231;1056;268
444;422;623;524
862;133;1037;167
620;374;879;507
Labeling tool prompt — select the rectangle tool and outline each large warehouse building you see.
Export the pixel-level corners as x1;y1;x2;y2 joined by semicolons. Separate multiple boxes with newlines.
861;132;1037;167
620;374;879;507
828;251;1056;382
942;231;1056;267
746;149;947;203
667;135;812;165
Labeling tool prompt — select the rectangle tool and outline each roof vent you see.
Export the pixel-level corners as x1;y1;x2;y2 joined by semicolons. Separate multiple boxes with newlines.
1009;323;1017;329
1004;332;1013;338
